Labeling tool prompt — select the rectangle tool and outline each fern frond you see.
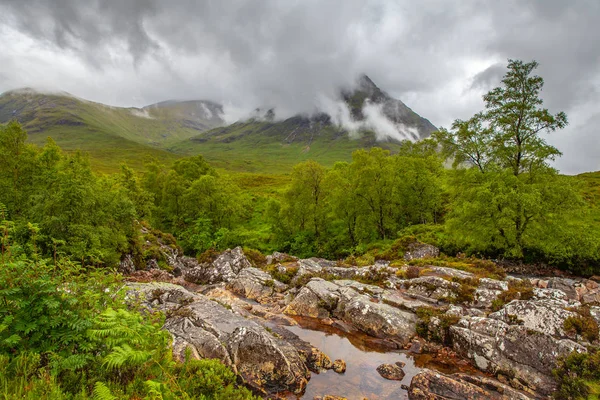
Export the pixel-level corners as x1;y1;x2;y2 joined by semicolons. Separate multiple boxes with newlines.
93;381;117;400
144;380;166;400
103;344;152;370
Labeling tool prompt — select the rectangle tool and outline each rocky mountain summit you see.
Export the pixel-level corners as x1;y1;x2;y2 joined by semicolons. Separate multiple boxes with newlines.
121;241;600;399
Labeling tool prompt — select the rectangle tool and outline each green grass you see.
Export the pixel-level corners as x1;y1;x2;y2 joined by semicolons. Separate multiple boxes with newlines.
0;90;224;172
170;119;403;173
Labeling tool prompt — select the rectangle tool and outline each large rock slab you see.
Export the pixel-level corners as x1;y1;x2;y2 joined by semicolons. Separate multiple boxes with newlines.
488;299;577;338
450;316;585;395
408;369;533;400
126;282;310;395
227;267;287;302
284;278;417;346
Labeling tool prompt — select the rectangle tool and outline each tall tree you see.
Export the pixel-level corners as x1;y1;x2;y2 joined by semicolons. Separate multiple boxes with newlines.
438;60;575;257
281;160;328;239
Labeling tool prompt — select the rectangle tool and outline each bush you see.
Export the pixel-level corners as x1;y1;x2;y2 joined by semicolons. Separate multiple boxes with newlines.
564;307;599;343
553;348;600;399
243;247;267;267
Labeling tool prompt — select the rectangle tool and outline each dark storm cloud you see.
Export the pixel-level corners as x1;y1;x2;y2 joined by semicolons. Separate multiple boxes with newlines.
0;0;599;173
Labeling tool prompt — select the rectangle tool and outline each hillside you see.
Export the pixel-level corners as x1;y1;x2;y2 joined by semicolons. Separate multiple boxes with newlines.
170;75;437;172
0;76;437;173
0;89;224;171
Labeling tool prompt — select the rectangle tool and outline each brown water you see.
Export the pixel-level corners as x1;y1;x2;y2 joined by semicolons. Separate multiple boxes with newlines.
285;318;477;400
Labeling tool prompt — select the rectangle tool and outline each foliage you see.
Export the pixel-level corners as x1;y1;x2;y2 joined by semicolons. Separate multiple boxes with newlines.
0;239;255;399
435;59;597;269
415;307;460;345
491;279;534;311
564;307;600;343
553;348;600;400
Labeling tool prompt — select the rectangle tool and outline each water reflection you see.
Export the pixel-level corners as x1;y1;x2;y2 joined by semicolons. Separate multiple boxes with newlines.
286;321;413;399
286;317;477;400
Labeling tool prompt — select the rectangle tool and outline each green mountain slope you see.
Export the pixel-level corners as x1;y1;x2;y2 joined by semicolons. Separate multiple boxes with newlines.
169;115;404;173
0;89;225;171
170;75;437;172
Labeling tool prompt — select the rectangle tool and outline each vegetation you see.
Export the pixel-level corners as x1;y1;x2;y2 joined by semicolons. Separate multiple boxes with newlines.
1;58;599;398
0;227;255;399
553;348;600;400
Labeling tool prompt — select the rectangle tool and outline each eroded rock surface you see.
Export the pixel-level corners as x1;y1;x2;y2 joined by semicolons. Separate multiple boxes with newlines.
450;315;585;395
408;369;533;400
284;278;417;346
126;282;309;395
183;247;252;284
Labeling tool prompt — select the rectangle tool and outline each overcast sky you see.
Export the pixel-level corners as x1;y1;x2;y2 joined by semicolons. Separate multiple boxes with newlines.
1;0;599;174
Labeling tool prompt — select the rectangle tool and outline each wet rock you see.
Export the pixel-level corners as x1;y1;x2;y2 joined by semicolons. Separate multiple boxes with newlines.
126;282;310;395
450;316;586;395
227;267;287;302
332;359;346;373
488;299;578;338
183;247;251;284
376;363;406;380
404;242;440;261
408;369;533;400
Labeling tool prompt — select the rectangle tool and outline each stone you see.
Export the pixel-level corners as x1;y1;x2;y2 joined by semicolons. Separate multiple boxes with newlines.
183;247;251;284
227;267;287;302
488;299;578;338
265;251;298;265
285;279;417;346
332;359;346;373
586;280;599;290
403;276;460;301
403;242;440;261
547;277;579;300
582;291;600;305
284;278;341;319
118;254;136;275
450;316;586;395
381;291;433;312
532;288;570;301
427;266;474;280
126;282;310;395
408;369;533;400
335;287;417;345
376;363;406;380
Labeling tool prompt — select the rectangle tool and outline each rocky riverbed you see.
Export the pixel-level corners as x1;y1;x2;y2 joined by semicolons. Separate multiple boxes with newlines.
121;242;600;399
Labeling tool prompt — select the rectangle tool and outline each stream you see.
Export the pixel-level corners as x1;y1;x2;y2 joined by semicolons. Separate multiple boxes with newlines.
284;317;477;400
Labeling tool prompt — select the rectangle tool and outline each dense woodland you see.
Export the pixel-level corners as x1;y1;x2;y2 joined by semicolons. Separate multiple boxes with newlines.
1;60;600;398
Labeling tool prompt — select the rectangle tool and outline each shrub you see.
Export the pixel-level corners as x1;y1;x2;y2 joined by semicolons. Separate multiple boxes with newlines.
492;279;534;310
406;265;421;279
553;348;600;400
564;307;599;343
415;306;460;345
243;247;267;267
